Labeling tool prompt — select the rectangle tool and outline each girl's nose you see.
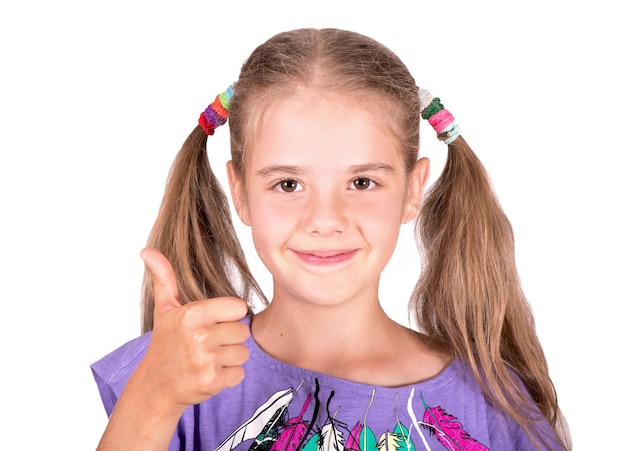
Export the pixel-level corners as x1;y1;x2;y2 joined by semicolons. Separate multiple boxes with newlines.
304;192;348;236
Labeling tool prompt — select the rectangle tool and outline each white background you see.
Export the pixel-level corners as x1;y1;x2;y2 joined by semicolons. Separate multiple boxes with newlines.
1;1;623;449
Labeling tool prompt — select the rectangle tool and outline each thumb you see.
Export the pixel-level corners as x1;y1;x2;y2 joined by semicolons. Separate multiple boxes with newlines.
141;247;182;315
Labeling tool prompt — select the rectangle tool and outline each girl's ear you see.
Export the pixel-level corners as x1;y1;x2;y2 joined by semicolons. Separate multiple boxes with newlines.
402;157;430;224
226;161;251;226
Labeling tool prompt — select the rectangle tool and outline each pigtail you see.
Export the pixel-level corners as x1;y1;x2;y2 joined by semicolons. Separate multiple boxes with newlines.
412;100;570;448
140;88;266;334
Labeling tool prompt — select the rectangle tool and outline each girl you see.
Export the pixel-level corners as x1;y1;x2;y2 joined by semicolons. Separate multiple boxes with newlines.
92;28;570;450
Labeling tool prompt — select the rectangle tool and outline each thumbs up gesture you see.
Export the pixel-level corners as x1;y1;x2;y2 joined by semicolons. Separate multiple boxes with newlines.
97;248;251;449
139;247;251;408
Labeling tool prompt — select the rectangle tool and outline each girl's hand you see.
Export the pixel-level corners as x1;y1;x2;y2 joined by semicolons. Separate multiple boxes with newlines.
96;248;250;450
140;247;250;409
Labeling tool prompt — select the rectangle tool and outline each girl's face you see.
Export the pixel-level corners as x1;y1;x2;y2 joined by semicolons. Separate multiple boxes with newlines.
228;92;429;310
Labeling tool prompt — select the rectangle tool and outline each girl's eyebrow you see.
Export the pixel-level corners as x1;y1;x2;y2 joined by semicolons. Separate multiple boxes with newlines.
348;163;395;174
255;165;305;177
255;162;396;178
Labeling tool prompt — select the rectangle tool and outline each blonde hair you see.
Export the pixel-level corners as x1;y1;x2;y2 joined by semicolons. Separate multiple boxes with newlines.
142;28;570;449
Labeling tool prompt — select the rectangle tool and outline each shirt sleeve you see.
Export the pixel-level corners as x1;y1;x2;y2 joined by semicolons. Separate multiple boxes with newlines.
483;379;564;450
90;333;152;416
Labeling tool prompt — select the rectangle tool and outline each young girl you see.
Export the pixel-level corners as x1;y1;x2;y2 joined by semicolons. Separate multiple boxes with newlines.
92;28;570;450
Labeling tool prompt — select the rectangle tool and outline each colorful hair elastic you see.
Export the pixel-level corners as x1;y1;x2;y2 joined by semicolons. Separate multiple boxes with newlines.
198;85;234;135
418;88;461;144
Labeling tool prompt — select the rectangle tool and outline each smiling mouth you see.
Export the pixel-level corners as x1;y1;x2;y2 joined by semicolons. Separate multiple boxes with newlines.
292;249;359;265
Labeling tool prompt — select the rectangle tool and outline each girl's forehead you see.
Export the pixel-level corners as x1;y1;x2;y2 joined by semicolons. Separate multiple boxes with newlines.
256;89;397;138
260;89;386;122
246;91;404;168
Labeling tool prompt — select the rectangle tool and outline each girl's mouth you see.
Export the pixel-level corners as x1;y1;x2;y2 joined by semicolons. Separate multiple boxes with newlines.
291;249;359;265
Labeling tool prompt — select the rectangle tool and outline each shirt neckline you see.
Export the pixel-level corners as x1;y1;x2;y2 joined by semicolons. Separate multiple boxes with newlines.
241;314;462;398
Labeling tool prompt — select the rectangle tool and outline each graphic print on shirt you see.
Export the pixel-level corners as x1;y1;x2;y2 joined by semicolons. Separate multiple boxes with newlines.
215;380;489;451
417;390;489;451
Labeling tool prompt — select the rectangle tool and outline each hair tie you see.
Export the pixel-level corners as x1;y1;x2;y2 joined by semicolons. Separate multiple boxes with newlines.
418;88;461;144
198;85;234;135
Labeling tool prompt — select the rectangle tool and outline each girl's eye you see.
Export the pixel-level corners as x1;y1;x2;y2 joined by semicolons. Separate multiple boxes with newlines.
351;177;375;190
275;179;301;193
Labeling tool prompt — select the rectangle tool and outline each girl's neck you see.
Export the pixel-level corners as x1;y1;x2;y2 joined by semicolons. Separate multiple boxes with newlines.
253;294;389;350
250;293;452;387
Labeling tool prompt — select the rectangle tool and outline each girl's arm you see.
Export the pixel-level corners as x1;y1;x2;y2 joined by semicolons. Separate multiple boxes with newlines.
96;359;187;449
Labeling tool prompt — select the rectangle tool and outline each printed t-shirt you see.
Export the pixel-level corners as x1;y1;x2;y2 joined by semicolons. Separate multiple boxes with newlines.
91;315;562;450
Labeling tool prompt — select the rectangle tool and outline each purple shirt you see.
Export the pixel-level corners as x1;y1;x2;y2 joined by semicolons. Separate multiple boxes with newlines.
92;316;562;450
